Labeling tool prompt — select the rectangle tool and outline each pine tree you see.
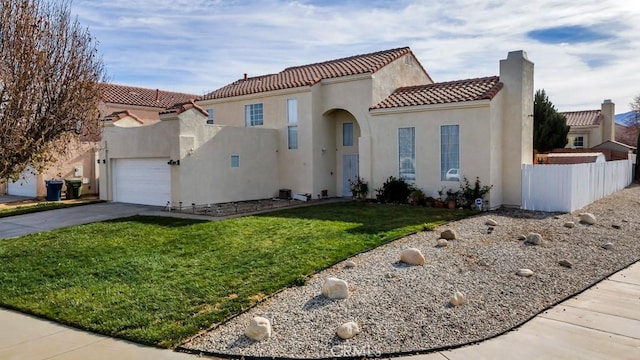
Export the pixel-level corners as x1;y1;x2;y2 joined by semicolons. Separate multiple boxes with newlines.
533;89;570;152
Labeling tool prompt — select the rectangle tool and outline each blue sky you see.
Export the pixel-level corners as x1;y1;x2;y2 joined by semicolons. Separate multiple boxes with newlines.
71;0;640;112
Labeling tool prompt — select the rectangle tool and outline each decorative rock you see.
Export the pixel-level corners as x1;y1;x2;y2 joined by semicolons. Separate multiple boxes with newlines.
517;235;526;241
245;317;272;341
559;259;573;268
436;239;448;247
450;291;466;307
336;322;360;340
553;216;561;220
563;221;575;228
579;213;597;225
344;261;357;268
516;268;534;277
602;242;614;250
612;224;621;229
400;248;426;266
525;233;543;246
440;229;458;240
485;219;498;226
321;277;349;299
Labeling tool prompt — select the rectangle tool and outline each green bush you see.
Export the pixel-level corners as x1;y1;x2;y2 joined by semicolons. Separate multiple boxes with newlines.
381;176;414;204
459;176;493;208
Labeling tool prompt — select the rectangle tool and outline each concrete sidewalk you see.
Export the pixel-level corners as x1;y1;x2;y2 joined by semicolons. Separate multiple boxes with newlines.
0;202;160;239
0;262;638;359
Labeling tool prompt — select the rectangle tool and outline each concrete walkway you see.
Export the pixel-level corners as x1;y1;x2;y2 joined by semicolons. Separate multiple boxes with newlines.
0;202;160;239
0;262;638;359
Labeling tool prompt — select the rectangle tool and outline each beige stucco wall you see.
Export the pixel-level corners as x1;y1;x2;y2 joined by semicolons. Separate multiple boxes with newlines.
175;110;279;205
567;126;601;148
37;140;99;198
369;101;495;202
371;53;433;106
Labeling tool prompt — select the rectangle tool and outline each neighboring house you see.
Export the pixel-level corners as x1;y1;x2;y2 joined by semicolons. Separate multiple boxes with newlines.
2;84;196;198
561;100;615;149
615;123;639;148
100;47;533;208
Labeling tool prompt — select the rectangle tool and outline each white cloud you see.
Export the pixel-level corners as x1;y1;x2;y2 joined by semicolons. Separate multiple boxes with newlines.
71;0;640;111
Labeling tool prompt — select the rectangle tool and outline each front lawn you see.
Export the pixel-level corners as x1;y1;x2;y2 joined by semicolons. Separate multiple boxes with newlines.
0;199;103;218
0;202;474;348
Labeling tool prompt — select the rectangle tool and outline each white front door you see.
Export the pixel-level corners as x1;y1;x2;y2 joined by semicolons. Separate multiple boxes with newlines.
8;169;37;197
342;154;359;196
112;158;171;206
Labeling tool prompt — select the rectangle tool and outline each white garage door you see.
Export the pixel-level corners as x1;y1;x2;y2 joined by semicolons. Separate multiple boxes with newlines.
8;170;37;197
112;158;170;206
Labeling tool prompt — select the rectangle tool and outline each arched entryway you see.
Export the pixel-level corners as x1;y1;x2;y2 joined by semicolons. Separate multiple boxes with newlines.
323;109;361;197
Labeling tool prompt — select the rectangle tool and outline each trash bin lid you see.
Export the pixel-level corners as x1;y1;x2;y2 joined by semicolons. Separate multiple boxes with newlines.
64;178;83;183
46;180;64;185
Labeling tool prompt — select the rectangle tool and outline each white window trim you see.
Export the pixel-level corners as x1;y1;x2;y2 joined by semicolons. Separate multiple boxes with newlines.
244;103;264;127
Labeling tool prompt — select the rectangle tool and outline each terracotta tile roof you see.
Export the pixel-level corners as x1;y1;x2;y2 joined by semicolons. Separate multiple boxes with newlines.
560;110;602;127
103;110;143;124
160;100;208;117
200;47;420;100
101;83;198;108
371;76;503;109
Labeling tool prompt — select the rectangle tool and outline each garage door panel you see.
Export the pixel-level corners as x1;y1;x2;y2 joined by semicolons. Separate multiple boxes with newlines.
113;159;170;206
8;170;37;197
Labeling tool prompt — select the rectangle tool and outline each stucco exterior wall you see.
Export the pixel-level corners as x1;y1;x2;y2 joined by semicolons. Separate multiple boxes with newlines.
488;91;505;208
37;140;99;197
568;126;601;148
371;53;433;106
369;102;494;202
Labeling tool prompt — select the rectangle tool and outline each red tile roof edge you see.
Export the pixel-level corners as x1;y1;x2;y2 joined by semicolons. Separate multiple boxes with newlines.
101;83;199;109
160;100;209;117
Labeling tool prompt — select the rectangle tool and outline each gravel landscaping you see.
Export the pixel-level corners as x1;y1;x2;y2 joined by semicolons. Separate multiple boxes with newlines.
182;185;640;359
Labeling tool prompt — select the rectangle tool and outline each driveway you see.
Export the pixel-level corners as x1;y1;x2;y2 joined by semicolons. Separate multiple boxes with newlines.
0;202;160;239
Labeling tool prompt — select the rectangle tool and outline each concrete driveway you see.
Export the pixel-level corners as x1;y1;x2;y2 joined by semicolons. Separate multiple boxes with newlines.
0;202;160;239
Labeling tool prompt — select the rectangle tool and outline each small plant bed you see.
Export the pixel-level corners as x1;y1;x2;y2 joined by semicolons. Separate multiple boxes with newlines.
0;202;473;348
162;197;335;217
0;198;103;218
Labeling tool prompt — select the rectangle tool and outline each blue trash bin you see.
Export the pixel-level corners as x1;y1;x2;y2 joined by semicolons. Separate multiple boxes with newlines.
45;180;63;201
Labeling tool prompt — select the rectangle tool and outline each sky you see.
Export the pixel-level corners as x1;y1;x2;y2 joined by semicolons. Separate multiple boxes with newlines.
70;0;640;113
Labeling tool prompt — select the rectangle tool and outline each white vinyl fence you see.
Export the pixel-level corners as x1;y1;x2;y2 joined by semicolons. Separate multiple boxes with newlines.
521;156;635;212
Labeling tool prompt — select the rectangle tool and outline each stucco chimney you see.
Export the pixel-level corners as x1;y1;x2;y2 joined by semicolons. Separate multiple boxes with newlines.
601;99;615;142
155;89;160;102
499;50;534;208
244;73;248;81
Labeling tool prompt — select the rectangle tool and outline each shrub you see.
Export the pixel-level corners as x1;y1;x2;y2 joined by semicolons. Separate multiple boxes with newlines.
409;188;427;206
349;177;369;200
459;176;493;208
381;176;414;204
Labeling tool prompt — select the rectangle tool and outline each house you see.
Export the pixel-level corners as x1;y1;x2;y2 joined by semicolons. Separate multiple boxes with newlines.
561;100;615;149
1;84;197;198
99;47;533;208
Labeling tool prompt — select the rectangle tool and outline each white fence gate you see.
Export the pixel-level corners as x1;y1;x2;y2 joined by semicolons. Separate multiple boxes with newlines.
521;157;634;212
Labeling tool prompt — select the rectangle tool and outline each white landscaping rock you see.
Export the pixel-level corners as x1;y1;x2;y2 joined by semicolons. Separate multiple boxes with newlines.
525;233;543;246
436;239;448;247
579;213;597;225
321;277;349;299
440;229;458;240
245;317;272;341
563;221;575;228
336;321;360;340
400;248;426;266
485;219;498;226
450;291;466;307
516;268;534;277
602;242;614;250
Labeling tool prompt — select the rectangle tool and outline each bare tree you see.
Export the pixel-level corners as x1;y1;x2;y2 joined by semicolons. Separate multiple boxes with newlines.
0;0;106;181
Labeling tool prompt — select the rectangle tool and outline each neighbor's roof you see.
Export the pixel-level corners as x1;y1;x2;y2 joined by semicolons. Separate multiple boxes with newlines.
201;47;427;100
103;110;143;124
371;76;503;109
160;100;209;117
101;83;198;108
561;110;602;127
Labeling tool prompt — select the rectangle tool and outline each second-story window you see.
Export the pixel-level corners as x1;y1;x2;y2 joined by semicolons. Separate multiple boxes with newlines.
245;103;263;126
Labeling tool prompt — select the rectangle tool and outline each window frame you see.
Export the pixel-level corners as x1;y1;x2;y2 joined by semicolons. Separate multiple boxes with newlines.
206;108;214;124
287;125;298;150
398;127;416;181
244;103;264;127
440;124;460;182
343;122;354;147
573;136;584;148
230;155;240;168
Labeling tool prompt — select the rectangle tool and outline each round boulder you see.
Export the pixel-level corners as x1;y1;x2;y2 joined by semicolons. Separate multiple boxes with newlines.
525;233;543;246
485;219;498;226
450;291;466;307
321;277;349;299
440;229;458;240
400;248;426;266
516;268;534;277
579;213;596;225
337;321;360;340
563;221;575;228
344;260;357;268
436;239;448;247
245;316;272;341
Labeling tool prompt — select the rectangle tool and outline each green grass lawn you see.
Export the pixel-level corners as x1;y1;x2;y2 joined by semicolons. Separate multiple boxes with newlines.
0;202;474;348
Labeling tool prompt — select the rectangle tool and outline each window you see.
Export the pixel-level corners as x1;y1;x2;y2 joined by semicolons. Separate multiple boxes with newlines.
398;127;415;181
288;126;298;149
206;108;214;124
230;155;240;168
343;122;354;146
573;136;584;148
440;125;460;181
244;103;263;126
287;99;298;150
287;99;297;124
